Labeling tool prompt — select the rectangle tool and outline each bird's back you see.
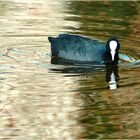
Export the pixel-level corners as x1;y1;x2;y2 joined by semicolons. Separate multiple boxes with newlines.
48;34;106;62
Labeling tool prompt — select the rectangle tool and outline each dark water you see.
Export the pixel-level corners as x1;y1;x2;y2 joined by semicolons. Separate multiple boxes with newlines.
0;0;140;139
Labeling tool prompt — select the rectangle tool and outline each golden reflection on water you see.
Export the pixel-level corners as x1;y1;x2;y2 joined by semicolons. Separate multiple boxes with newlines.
0;62;84;139
0;0;83;139
0;0;80;37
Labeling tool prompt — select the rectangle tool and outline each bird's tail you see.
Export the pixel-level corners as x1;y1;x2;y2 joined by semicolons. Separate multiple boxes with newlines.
48;37;59;56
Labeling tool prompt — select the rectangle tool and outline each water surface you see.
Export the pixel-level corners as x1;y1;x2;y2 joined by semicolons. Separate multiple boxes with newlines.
0;0;140;139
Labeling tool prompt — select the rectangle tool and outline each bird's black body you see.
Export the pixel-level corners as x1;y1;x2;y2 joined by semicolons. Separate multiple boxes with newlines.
48;34;120;64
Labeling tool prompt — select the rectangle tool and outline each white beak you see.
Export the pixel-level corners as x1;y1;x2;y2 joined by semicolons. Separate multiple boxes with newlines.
111;51;116;61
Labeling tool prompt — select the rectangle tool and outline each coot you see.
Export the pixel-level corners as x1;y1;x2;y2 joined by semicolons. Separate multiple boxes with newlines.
48;34;120;64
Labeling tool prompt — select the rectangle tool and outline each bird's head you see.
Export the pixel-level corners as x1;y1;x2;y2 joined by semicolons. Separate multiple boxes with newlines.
106;38;120;64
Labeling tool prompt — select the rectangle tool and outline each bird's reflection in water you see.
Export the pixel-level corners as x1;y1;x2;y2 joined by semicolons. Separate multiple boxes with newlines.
106;65;119;90
51;57;119;90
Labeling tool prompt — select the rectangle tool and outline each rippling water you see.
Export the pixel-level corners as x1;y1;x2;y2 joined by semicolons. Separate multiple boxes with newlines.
0;0;140;139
